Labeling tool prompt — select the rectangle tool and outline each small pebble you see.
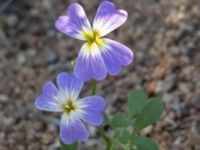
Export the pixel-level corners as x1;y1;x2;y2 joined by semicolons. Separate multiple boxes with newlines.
0;95;9;102
45;52;59;64
192;96;200;109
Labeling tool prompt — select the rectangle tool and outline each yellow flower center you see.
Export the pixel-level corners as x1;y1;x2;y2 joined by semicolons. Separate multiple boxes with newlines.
83;30;104;47
62;100;77;114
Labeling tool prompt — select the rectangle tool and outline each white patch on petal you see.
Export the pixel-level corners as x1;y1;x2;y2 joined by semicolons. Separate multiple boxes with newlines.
81;43;101;58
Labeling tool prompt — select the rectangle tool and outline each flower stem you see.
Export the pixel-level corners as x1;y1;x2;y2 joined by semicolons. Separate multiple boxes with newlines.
60;139;78;150
91;80;97;95
98;126;112;150
131;129;137;139
91;80;112;149
110;138;129;150
98;128;129;150
91;80;127;150
129;127;138;145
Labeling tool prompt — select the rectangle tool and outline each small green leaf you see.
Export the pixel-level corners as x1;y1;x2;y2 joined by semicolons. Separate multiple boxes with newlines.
111;112;131;128
115;129;130;144
60;140;78;150
128;89;148;117
133;137;159;150
134;98;164;133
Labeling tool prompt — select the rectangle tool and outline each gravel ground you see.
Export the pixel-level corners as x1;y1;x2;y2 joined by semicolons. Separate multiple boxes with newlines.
0;0;200;150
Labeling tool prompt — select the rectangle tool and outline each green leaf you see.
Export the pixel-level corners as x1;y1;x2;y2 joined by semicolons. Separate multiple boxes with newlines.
128;89;148;117
115;129;130;144
134;98;164;133
111;112;132;128
133;137;159;150
60;140;78;150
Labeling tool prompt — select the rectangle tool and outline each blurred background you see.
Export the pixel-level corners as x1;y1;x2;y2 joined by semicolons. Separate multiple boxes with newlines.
0;0;200;149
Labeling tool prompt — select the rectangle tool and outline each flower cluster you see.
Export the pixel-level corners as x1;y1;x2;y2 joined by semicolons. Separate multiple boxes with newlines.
35;0;133;145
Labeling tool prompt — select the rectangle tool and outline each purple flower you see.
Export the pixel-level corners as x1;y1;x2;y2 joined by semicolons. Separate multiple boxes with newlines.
55;1;134;81
35;73;105;144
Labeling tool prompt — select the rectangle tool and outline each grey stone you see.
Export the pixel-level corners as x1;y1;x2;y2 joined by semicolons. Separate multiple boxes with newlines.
193;96;200;109
0;95;9;102
45;52;59;64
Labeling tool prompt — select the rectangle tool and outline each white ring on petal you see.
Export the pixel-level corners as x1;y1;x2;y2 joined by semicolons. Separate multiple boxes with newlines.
74;43;107;81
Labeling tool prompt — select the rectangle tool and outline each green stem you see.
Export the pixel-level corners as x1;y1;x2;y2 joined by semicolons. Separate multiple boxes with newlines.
98;126;112;150
92;80;127;150
91;80;112;149
91;80;97;95
129;127;138;144
98;124;129;150
110;138;129;150
60;139;78;150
